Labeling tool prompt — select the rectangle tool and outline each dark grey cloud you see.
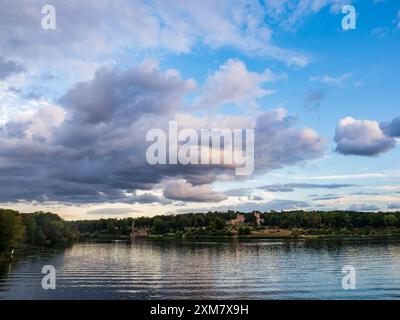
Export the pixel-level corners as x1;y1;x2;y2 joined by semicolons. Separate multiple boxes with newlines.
57;62;191;126
261;183;354;193
0;56;25;79
0;61;325;204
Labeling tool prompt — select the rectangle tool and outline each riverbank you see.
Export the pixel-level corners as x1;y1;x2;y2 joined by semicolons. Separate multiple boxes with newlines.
80;226;400;242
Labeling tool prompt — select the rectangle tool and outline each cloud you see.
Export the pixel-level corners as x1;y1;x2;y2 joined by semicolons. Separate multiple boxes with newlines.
0;56;25;79
182;199;310;213
240;199;310;211
225;188;254;197
264;0;353;30
388;203;400;210
334;117;396;156
250;195;264;201
380;116;400;138
0;0;309;68
304;89;325;110
195;59;278;110
0;61;325;204
309;73;352;87
86;207;140;216
371;27;390;39
163;180;227;202
348;204;380;212
262;183;354;192
254;108;325;172
58;59;196;126
129;193;172;205
311;195;343;201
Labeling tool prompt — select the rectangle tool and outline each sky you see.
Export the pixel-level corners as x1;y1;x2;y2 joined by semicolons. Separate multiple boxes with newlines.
0;0;399;220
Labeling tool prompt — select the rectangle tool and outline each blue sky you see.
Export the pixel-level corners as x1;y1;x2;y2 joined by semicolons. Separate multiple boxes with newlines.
0;0;399;219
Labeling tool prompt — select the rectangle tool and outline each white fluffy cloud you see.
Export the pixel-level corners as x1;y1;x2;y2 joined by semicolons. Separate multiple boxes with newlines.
309;73;352;87
195;59;278;110
334;117;396;156
163;180;227;202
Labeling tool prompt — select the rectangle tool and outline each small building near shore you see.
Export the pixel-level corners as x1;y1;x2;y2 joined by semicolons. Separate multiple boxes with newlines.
253;211;264;226
227;213;246;226
130;222;150;239
227;212;264;226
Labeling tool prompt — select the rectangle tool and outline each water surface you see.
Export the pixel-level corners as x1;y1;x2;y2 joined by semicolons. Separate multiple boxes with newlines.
1;239;400;299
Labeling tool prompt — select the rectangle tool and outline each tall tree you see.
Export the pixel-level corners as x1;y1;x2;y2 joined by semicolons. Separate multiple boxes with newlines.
0;210;25;254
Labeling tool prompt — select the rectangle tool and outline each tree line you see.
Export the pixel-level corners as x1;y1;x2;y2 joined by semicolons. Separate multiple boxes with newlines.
71;210;400;236
0;209;76;257
2;209;400;255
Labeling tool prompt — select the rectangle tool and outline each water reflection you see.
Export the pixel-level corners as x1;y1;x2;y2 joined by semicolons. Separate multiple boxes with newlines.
1;239;400;300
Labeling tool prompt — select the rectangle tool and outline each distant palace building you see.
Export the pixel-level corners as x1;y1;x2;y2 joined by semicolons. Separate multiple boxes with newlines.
227;211;264;226
253;211;263;226
227;213;246;225
130;221;150;239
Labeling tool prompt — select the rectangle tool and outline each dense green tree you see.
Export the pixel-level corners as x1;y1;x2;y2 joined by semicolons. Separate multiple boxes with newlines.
0;210;25;254
213;217;225;230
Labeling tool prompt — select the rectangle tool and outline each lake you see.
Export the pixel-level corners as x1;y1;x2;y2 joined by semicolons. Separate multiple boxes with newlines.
1;239;400;300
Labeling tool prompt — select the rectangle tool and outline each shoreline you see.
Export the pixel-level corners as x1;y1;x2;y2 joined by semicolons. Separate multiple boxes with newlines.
78;232;400;243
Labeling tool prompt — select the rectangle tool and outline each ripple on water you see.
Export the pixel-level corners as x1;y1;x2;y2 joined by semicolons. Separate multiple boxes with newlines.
1;240;400;299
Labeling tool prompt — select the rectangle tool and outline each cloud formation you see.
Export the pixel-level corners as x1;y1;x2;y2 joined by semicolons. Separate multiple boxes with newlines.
388;203;400;210
0;56;25;79
0;0;309;67
163;180;227;202
380;117;400;138
262;183;354;192
182;199;310;213
309;73;352;87
86;207;140;216
304;89;325;110
334;117;396;156
195;59;278;110
0;60;325;205
264;0;353;30
254;108;324;171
